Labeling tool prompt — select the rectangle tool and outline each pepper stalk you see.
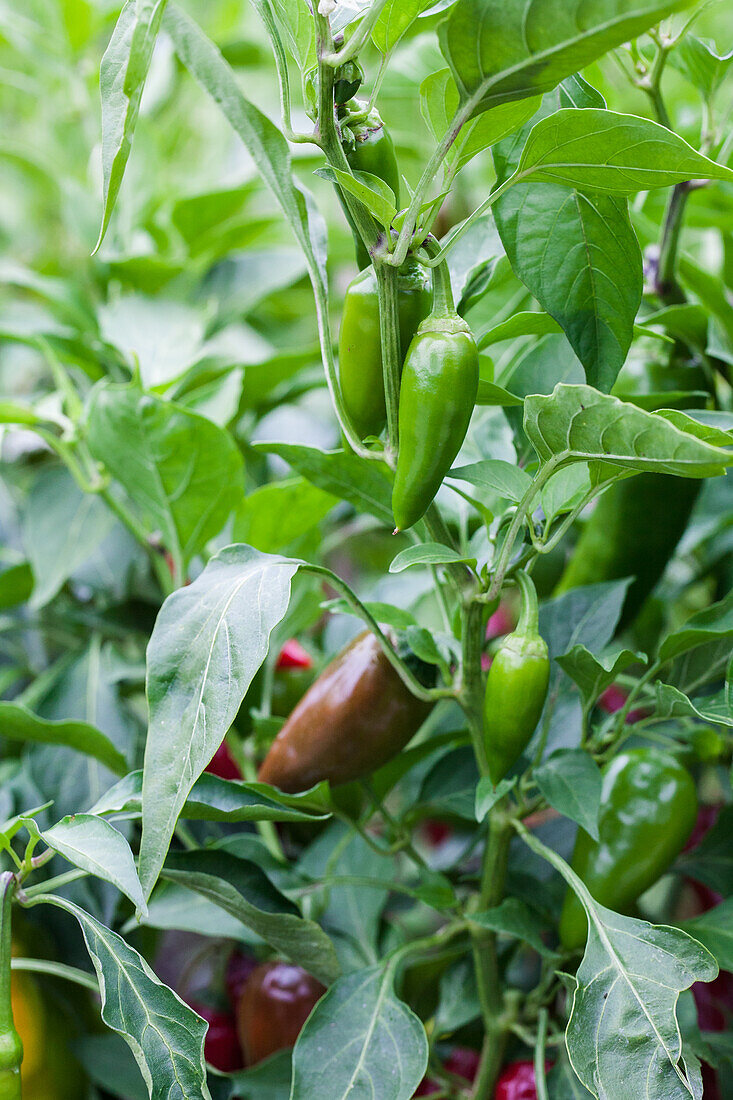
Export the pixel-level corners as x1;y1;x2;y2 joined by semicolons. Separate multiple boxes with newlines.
0;874;22;1100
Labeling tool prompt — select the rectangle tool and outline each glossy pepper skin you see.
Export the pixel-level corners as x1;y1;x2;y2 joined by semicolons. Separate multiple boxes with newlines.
258;631;433;793
340;104;400;268
484;572;550;785
235;962;324;1066
555;357;709;626
339;261;430;439
559;748;698;951
495;1059;552;1100
392;250;478;531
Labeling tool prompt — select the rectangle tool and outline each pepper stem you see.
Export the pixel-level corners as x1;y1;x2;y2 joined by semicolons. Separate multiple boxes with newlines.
0;873;22;1099
421;235;457;318
514;570;539;637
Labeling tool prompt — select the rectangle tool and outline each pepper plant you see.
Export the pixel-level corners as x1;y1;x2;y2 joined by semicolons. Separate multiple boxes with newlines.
0;1;732;1098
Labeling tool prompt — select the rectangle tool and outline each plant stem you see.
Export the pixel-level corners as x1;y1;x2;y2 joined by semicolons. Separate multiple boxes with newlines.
470;808;513;1100
11;957;99;993
0;873;22;1098
535;1008;550;1100
375;262;402;457
322;0;391;66
461;600;489;777
656;183;690;306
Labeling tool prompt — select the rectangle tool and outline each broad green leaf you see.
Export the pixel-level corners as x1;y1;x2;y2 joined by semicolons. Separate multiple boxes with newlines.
556;645;644;711
0;703;128;776
515;109;733;193
439;0;694;119
90;770;331;822
0;561;34;610
540;464;591;527
680;898;733;971
493;88;642;392
420;68;540;172
86;383;244;570
472;898;556;957
654;682;733;727
547;1050;595;1098
43;895;212;1100
140;545;299;898
254;442;394;525
655;409;733;448
41;813;146;912
676;806;733;896
290;966;427;1100
389;543;476;573
228;1052;292;1100
524;384;733;478
478;311;561;348
23;467;116;609
233;479;336;553
270;0;315;71
449;459;532;501
435;958;481;1036
95;0;169;250
567;907;716;1099
475;379;524;407
659;592;733;663
372;0;434;53
321;599;416;631
162;849;340;986
534;749;603;840
670;36;733;101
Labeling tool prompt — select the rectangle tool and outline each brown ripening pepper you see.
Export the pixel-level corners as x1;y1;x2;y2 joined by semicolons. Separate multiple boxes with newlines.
258;631;434;793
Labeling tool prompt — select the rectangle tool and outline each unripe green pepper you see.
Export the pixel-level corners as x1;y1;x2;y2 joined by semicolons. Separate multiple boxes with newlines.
483;572;550;785
555;356;709;627
392;249;479;531
339;104;400;269
258;631;434;793
334;60;364;105
559;748;698;951
339;261;431;439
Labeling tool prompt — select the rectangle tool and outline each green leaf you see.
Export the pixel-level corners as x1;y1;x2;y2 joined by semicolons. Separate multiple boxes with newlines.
472;897;556;957
669;36;733;102
389;543;477;573
86;383;244;569
475;776;515;821
44;895;212;1100
372;0;434;54
232;478;336;553
254;442;394;525
140;545;299;898
659;592;733;662
556;645;645;711
680;898;733;971
23;468;116;609
478;311;562;348
567;907;716;1099
162;849;340;986
270;0;315;72
654;683;733;727
290;966;428;1100
317;166;396;228
534;749;603;840
524;384;733;478
95;0;169;251
439;0;695;119
90;770;332;823
449;459;532;501
0;703;128;776
0;562;33;610
540;465;591;527
493;88;642;392
475;379;523;407
676;806;733;896
420;68;540;172
40;813;146;913
515;109;733;193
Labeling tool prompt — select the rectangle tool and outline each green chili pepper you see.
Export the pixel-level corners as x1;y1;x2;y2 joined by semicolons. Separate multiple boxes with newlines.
258;631;434;793
339;104;400;269
483;571;550;785
339;260;431;440
555;357;709;627
391;248;479;532
559;747;698;950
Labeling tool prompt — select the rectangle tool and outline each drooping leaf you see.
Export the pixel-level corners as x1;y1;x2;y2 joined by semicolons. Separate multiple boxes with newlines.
472;897;556;957
0;703;128;776
439;0;695;118
40;814;146;912
659;592;733;662
290;966;428;1100
679;898;733;972
534;749;603;840
140;545;298;897
557;645;645;711
389;544;476;573
43;895;212;1100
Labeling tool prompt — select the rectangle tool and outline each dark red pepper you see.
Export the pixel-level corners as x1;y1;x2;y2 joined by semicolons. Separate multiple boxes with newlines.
235;962;325;1066
205;741;242;781
494;1060;552;1100
190;1004;244;1073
